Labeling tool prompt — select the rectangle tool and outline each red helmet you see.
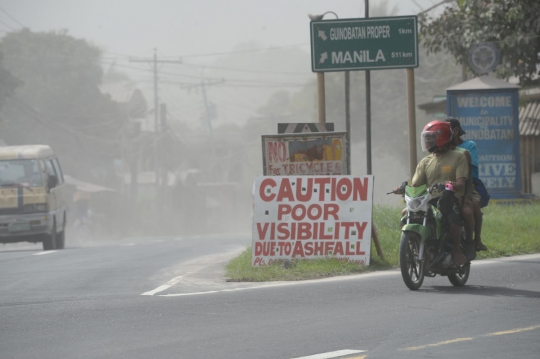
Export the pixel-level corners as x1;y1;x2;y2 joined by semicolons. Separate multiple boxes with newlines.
421;120;452;152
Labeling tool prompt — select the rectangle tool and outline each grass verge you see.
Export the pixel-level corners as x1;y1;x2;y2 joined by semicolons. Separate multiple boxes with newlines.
226;203;540;282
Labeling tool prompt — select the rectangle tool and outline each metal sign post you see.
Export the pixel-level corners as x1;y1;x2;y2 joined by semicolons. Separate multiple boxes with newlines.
310;14;419;177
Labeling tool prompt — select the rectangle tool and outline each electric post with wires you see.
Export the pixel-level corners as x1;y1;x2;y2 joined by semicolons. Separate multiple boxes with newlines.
181;78;224;178
129;49;182;228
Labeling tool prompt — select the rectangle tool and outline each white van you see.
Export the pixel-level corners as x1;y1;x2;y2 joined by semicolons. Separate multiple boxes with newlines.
0;145;68;250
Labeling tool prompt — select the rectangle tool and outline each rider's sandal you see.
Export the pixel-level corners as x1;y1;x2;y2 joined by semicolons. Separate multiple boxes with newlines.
476;243;488;251
453;253;467;266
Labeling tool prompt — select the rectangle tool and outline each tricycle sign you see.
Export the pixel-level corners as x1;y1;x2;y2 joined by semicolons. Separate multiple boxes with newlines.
252;175;373;266
261;132;347;176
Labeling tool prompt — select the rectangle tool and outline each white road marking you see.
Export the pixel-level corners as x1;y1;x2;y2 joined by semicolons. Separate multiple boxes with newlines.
156;253;540;298
291;349;366;359
33;250;58;256
141;275;186;296
160;271;399;297
161;291;220;297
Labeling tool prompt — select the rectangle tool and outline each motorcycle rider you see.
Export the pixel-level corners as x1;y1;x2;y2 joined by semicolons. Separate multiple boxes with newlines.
394;120;470;265
446;117;488;251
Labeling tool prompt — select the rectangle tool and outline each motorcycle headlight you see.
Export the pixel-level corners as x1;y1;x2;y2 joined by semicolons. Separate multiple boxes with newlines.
407;198;422;210
405;194;429;212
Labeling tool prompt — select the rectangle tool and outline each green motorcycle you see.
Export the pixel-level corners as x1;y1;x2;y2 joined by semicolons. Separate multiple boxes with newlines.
390;182;472;290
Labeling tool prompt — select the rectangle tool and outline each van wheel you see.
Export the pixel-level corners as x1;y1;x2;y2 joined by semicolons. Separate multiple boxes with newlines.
43;221;57;250
55;214;66;249
56;230;65;249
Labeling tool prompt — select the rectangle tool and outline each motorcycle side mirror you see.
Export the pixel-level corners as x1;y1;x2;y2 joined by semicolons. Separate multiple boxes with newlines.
400;181;408;192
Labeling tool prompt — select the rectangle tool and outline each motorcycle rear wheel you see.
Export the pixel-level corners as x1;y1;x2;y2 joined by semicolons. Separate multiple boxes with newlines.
448;264;470;286
400;232;424;290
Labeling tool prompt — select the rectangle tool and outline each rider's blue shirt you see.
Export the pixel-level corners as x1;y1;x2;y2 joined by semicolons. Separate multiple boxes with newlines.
458;140;479;178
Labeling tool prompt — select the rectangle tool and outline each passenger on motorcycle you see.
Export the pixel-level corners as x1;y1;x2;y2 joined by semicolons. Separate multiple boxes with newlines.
394;120;470;265
446;117;488;252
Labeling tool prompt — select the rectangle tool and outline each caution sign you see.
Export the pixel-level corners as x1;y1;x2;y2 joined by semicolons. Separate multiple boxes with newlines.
252;175;373;266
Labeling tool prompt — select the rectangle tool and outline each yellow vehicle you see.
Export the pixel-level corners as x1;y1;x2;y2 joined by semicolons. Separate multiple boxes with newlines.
0;145;68;250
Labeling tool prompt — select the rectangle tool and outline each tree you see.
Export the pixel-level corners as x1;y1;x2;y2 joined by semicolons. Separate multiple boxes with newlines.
420;0;540;85
0;52;20;111
0;29;127;182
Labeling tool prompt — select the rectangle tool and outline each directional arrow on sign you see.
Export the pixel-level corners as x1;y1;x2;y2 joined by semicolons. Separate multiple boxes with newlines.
310;16;419;72
319;52;328;64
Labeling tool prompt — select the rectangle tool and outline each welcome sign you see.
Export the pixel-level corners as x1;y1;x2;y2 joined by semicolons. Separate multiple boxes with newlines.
447;82;521;197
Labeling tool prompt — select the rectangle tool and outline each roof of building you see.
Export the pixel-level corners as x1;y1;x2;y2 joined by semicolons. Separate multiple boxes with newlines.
447;76;520;91
519;100;540;137
417;95;447;112
99;82;147;119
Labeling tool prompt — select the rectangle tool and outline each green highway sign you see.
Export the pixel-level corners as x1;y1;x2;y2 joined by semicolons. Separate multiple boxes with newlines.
310;16;418;72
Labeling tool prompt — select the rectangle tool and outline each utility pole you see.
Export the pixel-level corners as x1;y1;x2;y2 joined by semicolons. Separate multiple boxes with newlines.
182;79;224;137
181;78;224;175
365;0;372;176
129;49;182;191
130;50;181;233
201;80;214;137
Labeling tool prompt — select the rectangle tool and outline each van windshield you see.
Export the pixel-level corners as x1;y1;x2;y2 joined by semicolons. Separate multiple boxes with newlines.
0;159;44;187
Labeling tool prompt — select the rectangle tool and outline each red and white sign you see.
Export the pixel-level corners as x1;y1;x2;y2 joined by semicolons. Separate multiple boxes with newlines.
262;133;347;176
252;175;374;266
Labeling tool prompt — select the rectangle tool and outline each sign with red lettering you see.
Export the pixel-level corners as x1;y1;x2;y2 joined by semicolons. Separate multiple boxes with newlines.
252;175;373;266
262;132;347;176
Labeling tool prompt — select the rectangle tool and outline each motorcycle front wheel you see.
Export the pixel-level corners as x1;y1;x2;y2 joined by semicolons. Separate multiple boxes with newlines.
448;264;470;286
400;232;424;290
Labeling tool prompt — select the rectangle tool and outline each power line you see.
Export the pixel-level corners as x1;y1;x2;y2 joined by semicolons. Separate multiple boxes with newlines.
0;16;15;31
181;62;310;76
102;60;309;86
159;43;309;59
102;43;308;63
418;0;455;15
6;96;123;145
129;49;182;189
129;49;182;133
0;6;25;28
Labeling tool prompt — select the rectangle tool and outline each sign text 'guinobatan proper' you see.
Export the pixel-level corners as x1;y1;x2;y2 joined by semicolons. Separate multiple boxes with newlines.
252;176;374;266
310;16;418;72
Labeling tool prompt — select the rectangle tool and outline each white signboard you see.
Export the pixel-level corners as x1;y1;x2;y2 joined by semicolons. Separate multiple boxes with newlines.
262;132;348;176
252;175;374;266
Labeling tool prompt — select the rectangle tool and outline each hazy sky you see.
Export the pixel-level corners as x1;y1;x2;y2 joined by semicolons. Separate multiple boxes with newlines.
1;0;441;58
0;0;448;131
0;0;451;204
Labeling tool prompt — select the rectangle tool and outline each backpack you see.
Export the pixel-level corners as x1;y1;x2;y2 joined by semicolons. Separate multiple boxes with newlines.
473;177;490;208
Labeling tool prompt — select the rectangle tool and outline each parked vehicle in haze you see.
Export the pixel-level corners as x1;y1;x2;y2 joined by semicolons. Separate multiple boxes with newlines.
0;145;68;250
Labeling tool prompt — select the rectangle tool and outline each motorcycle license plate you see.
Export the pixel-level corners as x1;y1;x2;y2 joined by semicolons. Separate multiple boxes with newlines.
8;222;31;232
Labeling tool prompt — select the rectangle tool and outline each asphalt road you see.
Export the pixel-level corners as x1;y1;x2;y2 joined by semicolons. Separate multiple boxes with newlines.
1;235;539;359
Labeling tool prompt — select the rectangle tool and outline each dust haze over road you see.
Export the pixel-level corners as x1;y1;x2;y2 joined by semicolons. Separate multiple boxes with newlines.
0;0;455;238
